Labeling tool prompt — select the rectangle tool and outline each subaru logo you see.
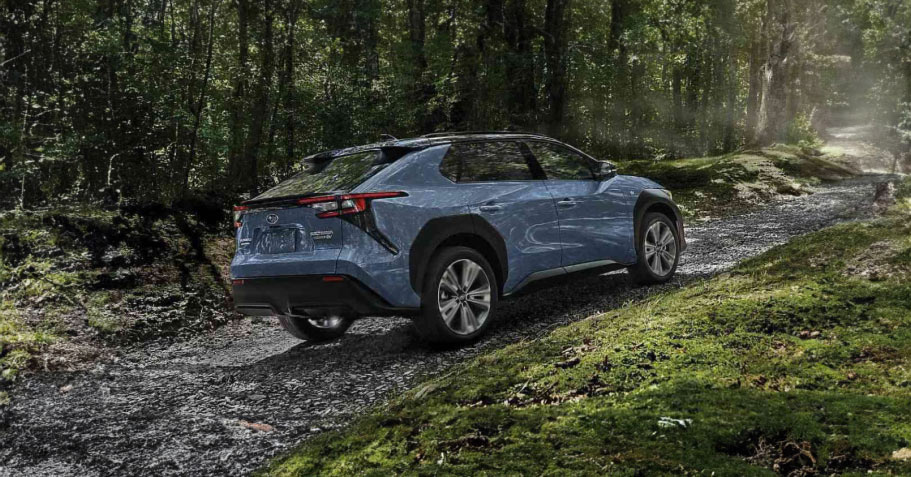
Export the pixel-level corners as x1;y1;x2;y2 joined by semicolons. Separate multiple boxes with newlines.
266;214;279;225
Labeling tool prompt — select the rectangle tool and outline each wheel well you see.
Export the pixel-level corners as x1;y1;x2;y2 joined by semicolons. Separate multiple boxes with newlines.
644;202;677;227
435;234;505;295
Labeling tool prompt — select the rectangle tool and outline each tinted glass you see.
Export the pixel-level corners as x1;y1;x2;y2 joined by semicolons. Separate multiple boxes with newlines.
254;150;386;199
527;142;595;180
440;141;534;182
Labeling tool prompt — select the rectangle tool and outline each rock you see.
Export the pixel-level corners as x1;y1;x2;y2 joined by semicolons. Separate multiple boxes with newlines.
873;182;896;213
59;384;73;393
555;357;580;369
892;448;911;461
238;420;274;433
657;417;692;428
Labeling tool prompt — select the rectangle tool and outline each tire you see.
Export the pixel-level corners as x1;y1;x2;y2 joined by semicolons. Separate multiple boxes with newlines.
277;314;353;342
628;212;680;285
414;246;499;345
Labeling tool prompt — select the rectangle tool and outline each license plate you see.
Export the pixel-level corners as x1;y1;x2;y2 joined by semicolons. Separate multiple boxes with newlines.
260;229;297;254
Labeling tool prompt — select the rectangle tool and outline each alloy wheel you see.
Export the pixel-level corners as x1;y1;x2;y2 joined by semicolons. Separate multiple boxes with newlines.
644;221;677;276
437;259;492;335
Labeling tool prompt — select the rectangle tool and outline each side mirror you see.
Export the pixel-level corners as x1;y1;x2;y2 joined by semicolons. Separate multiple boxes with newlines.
595;161;617;180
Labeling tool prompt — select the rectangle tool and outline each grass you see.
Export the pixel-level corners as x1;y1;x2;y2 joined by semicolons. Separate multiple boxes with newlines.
618;144;857;218
0;204;234;384
264;182;911;476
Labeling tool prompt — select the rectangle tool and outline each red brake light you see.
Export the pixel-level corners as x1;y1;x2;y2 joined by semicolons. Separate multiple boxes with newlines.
308;191;406;218
233;205;249;228
322;275;345;282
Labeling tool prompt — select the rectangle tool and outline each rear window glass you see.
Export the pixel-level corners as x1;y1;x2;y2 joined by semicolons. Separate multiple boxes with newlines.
439;141;534;182
254;150;386;200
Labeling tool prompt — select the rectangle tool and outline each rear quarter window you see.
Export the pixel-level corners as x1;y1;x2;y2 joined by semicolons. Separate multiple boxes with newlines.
439;141;534;182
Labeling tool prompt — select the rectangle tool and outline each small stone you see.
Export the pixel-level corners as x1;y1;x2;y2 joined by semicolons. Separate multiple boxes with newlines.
59;384;73;393
892;448;911;461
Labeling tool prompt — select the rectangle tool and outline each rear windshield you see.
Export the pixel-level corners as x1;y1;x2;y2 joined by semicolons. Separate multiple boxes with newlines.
254;150;386;200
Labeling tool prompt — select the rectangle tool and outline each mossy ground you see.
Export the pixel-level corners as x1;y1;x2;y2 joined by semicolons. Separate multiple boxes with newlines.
619;144;857;218
0;204;235;384
265;184;911;476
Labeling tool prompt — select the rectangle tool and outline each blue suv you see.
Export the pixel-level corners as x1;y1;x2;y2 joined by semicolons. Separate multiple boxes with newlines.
231;133;685;344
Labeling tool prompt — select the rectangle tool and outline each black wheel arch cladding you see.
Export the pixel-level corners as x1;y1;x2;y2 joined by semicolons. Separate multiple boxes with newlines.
633;189;685;253
409;214;508;295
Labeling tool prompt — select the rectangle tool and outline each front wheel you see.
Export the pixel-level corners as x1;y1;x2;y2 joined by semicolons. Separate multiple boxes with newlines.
277;314;353;342
414;246;499;345
628;212;680;285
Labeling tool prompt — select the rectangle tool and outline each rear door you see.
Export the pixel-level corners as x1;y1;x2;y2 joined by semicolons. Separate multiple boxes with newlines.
525;141;630;267
439;141;562;292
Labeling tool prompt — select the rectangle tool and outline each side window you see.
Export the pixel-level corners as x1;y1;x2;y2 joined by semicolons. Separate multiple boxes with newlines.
527;142;595;180
439;141;535;182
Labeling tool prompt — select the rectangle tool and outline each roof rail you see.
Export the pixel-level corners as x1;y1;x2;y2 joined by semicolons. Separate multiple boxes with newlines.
420;130;543;138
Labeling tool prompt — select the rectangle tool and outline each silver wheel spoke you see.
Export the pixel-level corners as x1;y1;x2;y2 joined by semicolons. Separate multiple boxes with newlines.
461;303;479;331
461;261;481;290
441;268;460;293
440;298;459;325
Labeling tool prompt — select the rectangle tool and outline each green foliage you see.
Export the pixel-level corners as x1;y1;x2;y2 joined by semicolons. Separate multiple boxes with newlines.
786;114;822;148
265;205;911;476
2;0;906;207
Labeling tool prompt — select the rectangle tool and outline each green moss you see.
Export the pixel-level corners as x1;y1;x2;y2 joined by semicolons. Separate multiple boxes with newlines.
618;145;855;217
265;202;911;476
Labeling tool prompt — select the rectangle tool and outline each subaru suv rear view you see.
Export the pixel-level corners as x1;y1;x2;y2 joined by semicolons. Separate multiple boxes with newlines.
231;132;685;345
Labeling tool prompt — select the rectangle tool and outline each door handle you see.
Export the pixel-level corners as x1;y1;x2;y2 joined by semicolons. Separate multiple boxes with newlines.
479;204;503;212
557;199;578;207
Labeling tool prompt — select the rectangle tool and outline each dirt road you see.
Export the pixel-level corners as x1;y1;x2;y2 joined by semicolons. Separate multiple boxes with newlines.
0;133;898;476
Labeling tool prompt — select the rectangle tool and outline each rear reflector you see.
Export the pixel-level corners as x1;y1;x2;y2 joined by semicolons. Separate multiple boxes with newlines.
321;276;345;282
232;279;245;286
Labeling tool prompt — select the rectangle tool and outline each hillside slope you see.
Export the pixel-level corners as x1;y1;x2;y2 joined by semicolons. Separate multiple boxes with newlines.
266;181;911;476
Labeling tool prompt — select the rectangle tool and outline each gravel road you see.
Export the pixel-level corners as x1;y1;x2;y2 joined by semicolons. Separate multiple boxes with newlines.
0;168;896;476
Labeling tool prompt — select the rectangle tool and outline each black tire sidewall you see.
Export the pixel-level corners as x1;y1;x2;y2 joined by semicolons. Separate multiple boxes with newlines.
416;246;499;344
636;212;680;283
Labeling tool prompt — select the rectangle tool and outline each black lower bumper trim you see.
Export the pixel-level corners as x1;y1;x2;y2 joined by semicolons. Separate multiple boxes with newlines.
232;275;417;317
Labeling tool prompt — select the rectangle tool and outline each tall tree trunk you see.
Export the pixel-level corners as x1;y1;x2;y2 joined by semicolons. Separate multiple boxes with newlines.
407;0;436;131
227;0;250;191
242;0;275;193
183;0;219;194
282;3;299;172
745;30;764;146
543;0;570;137
504;0;535;128
755;0;795;146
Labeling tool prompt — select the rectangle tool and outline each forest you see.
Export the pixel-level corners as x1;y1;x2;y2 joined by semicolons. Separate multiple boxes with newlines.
1;0;910;208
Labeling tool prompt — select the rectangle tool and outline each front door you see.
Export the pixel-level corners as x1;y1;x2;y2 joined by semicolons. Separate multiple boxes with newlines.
524;141;630;267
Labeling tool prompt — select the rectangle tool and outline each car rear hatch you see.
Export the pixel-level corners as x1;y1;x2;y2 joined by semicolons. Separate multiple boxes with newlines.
231;146;415;277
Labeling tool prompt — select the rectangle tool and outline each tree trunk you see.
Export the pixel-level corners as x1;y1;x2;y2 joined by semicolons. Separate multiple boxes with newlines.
745;30;763;145
755;0;795;146
184;0;219;194
504;0;535;128
242;0;275;193
227;0;250;191
544;0;571;137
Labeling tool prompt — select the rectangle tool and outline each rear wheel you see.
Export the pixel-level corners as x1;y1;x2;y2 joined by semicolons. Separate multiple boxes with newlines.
414;246;498;345
277;314;353;342
629;212;680;285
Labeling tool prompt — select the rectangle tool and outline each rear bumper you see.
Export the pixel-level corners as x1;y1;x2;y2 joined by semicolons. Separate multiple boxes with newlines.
232;275;418;318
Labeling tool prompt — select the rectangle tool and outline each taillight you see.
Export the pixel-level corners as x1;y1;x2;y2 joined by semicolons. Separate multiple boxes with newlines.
233;205;249;228
298;191;407;218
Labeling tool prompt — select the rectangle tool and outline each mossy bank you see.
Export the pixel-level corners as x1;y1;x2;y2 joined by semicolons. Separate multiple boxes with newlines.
265;180;911;476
